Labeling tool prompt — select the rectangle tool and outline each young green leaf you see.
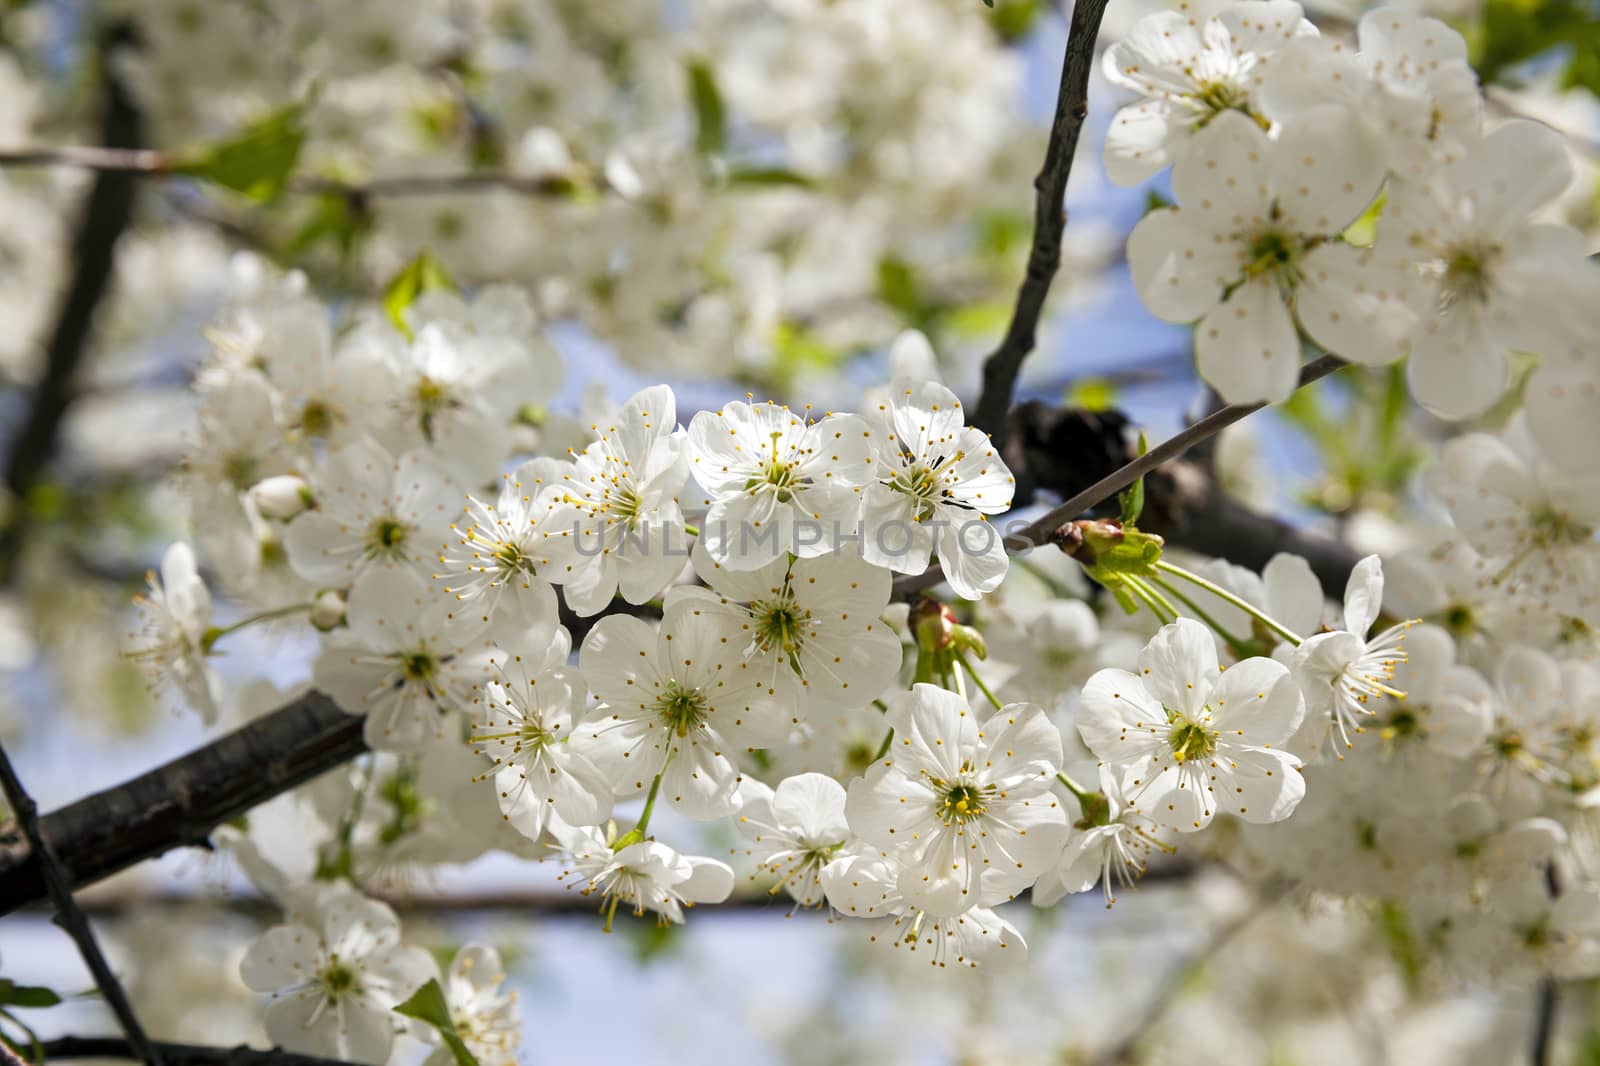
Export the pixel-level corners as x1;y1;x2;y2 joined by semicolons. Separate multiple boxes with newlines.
178;106;306;203
0;981;61;1009
1119;430;1149;526
382;251;459;337
394;979;478;1066
686;61;725;157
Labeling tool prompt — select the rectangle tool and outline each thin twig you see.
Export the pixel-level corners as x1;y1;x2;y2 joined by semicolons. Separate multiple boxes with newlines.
971;0;1111;447
0;28;143;586
894;353;1348;599
39;1037;355;1066
0;146;592;200
0;745;162;1066
1531;861;1561;1066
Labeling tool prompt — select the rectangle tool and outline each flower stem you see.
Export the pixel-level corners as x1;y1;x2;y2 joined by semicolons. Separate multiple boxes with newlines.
201;602;312;652
1149;572;1253;655
1155;561;1303;646
1124;575;1176;624
954;649;1003;711
1056;771;1096;805
633;771;665;837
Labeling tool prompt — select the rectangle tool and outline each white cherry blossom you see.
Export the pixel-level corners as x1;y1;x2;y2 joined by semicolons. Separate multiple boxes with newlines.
578;598;790;820
239;881;434;1064
1127;109;1399;403
1079;618;1307;831
844;684;1068;914
471;617;612;840
540;385;690;616
1101;1;1314;186
125;541;222;723
1292;555;1417;754
1378;121;1589;419
552;820;734;929
426;945;519;1066
1260;7;1483;181
284;437;462;587
861;378;1015;599
435;457;564;628
820;843;1026;970
734;772;850;907
676;538;901;714
313;567;494;751
687;399;877;570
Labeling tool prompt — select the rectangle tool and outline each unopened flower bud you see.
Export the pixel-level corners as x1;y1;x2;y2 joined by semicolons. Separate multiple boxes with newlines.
951;623;987;660
910;597;958;654
249;475;313;521
310;590;346;631
1050;517;1125;566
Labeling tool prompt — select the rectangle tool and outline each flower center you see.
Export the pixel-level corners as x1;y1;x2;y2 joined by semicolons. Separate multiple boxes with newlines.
1168;718;1217;763
222;452;258;491
300;399;334;437
1243;226;1310;288
656;680;708;736
1438;241;1500;308
1529;506;1593;548
402;651;435;683
367;516;412;558
494;541;532;572
415;376;456;437
1380;705;1421;741
753;597;808;659
319;960;359;999
1190;78;1255;128
745;433;808;503
933;779;993;826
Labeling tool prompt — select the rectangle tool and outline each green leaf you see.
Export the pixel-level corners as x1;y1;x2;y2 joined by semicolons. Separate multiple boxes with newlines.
1472;0;1600;89
178;106;305;203
1064;377;1117;412
382;251;459;337
1119;431;1149;526
981;0;995;7
1341;188;1387;248
287;192;371;261
686;61;725;157
876;256;924;322
394;980;478;1066
0;981;61;1009
725;167;814;189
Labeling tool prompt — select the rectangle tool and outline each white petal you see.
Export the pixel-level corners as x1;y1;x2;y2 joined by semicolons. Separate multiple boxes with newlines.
1127;208;1236;323
1195;276;1301;404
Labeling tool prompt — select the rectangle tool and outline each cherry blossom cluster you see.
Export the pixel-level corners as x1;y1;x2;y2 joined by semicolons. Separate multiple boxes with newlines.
87;0;1600;1060
1119;3;1600;419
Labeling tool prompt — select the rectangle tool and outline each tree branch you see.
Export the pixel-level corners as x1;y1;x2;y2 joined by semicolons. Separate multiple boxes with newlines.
0;742;161;1066
894;353;1349;600
0;147;594;201
0;26;143;586
971;0;1111;447
39;1037;356;1066
0;693;362;919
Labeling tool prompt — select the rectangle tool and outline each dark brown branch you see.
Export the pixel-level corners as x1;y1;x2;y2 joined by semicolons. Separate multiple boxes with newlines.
0;593;650;918
0;741;161;1066
0;27;143;586
971;0;1111;447
894;353;1349;599
0;693;364;918
40;1037;355;1066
